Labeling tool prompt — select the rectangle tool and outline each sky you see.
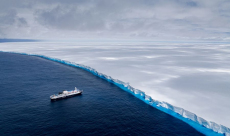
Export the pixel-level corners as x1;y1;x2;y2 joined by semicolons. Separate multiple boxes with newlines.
0;0;230;41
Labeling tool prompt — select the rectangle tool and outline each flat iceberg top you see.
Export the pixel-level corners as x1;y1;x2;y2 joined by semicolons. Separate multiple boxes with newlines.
1;42;230;133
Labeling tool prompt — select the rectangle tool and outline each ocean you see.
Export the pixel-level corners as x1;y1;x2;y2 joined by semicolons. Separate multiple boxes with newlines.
0;52;204;136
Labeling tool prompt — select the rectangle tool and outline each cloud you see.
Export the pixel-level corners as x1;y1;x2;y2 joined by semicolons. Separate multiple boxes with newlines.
0;0;229;40
35;5;106;31
0;8;28;38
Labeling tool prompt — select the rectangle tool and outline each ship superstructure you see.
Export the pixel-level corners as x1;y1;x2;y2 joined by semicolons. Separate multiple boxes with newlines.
50;87;82;101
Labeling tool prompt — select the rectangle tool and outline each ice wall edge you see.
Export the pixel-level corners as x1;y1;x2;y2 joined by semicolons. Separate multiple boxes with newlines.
2;51;230;136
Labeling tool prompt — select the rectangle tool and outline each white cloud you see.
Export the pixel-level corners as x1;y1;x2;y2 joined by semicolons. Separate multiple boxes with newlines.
0;0;229;41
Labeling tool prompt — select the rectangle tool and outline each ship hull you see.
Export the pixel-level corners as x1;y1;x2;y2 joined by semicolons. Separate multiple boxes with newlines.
50;91;82;101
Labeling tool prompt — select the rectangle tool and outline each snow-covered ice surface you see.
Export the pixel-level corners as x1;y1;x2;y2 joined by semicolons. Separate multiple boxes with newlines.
1;41;230;135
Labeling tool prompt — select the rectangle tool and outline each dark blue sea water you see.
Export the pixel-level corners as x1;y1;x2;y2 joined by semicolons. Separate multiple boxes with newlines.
0;52;204;136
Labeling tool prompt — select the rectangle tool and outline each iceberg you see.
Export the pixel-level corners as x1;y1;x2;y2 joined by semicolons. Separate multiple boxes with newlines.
1;51;229;136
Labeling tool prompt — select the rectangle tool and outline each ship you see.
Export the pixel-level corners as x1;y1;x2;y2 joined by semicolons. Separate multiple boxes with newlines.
50;87;82;101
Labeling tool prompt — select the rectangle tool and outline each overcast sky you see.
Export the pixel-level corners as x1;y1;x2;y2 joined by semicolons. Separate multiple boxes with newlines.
0;0;230;41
